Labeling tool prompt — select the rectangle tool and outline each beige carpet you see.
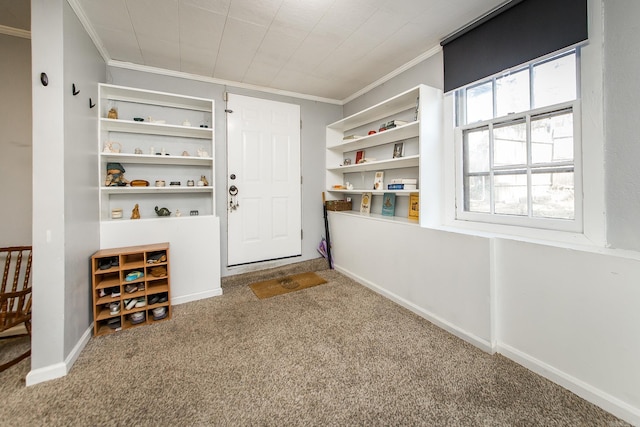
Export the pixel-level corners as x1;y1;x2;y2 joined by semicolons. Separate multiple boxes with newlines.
0;259;628;426
249;271;327;299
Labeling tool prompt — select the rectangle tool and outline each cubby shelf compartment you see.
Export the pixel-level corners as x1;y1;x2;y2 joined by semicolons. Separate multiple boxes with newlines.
91;242;172;337
100;118;213;139
327;154;419;173
101;153;213;166
327;121;419;152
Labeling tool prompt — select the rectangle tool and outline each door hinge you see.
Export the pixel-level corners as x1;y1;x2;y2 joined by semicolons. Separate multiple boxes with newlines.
301;229;303;240
300;119;302;129
300;176;303;185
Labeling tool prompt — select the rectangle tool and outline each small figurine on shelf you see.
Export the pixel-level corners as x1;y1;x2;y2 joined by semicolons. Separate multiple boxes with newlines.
107;108;118;119
200;175;209;186
154;206;171;217
131;204;140;219
105;163;129;187
175;209;182;217
197;147;209;157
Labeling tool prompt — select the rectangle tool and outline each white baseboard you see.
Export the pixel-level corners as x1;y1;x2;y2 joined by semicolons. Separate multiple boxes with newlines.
499;343;640;426
26;324;92;386
172;288;222;306
334;263;494;354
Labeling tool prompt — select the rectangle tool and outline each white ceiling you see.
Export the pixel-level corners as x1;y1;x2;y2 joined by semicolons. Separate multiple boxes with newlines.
4;0;508;102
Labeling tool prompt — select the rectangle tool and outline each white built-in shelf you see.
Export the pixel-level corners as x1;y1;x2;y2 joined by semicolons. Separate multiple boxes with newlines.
100;84;212;112
101;153;213;166
328;210;419;226
327;154;419;173
101;186;213;195
328;88;420;132
100;118;212;139
327;121;419;152
328;189;417;197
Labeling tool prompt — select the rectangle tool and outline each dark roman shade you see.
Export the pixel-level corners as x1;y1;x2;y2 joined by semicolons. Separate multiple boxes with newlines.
441;0;588;93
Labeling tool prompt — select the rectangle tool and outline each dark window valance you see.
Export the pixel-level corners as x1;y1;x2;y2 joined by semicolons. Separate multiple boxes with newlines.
441;0;588;93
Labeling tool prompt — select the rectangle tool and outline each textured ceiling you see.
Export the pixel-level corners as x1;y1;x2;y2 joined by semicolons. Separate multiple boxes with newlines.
10;0;508;101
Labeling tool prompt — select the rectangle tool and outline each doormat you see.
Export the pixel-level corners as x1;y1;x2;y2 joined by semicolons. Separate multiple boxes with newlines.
249;272;327;299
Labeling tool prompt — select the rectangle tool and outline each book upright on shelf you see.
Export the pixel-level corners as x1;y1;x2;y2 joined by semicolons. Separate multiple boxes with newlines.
381;193;396;216
360;192;372;214
408;193;419;220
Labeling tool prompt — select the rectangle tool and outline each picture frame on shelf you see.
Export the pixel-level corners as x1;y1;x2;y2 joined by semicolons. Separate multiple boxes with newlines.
373;171;384;190
360;192;372;214
356;150;365;164
393;142;404;158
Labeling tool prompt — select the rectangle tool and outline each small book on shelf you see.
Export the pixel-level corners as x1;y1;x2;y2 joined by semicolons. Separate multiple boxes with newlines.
381;193;396;216
373;171;384;190
360;192;372;214
387;183;417;190
356;150;365;164
408;192;419;220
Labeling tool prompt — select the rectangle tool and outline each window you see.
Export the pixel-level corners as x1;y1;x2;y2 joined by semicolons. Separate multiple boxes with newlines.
456;50;581;231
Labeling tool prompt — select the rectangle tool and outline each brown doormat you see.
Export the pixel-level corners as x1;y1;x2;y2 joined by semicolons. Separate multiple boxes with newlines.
249;272;327;299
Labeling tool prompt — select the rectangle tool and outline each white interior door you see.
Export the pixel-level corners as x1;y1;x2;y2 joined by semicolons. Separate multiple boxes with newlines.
226;94;301;266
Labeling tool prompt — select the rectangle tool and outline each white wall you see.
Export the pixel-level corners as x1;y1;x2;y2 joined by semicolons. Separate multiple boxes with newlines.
604;0;640;252
329;213;493;350
29;0;104;385
496;240;640;422
105;67;342;277
0;33;32;246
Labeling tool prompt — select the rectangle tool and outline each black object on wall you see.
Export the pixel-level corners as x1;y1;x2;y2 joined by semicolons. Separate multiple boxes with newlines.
441;0;588;93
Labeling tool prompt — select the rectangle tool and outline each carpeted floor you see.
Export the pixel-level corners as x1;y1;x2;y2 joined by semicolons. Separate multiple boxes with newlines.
0;259;628;426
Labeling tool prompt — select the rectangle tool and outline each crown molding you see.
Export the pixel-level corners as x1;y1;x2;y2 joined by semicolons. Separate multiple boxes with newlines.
0;24;30;39
108;60;344;105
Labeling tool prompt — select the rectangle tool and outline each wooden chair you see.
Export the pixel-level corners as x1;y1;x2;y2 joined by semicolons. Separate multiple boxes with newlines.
0;246;32;371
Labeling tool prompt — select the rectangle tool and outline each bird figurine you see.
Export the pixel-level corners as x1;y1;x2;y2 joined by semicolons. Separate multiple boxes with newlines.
154;206;171;217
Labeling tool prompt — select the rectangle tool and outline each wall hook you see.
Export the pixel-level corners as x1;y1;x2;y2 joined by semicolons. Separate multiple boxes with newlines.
40;72;48;86
89;98;95;108
72;83;80;96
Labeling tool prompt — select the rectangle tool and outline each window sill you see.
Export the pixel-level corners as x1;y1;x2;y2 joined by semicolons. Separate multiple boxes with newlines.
435;218;640;261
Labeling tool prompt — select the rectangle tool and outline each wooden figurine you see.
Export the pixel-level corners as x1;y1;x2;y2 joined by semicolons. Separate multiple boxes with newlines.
131;204;140;219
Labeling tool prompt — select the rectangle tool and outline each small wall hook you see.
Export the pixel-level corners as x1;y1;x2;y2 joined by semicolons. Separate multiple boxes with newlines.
89;98;95;108
40;72;48;86
72;83;80;96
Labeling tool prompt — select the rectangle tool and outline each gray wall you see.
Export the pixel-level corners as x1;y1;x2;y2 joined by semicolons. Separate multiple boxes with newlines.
0;33;32;246
106;67;342;277
344;52;443;117
62;1;105;359
604;0;640;251
31;0;104;372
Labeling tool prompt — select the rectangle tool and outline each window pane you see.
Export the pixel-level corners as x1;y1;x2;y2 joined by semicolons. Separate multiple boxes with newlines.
465;128;490;173
465;175;490;213
466;81;493;123
532;170;574;219
494;172;528;216
496;69;530;117
493;122;527;167
533;53;576;108
531;111;573;164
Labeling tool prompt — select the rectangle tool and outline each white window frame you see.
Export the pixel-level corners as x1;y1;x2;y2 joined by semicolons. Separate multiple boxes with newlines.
455;101;583;232
453;50;583;233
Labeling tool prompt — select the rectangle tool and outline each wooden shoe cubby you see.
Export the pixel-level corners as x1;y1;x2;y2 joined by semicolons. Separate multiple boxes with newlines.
91;242;172;336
